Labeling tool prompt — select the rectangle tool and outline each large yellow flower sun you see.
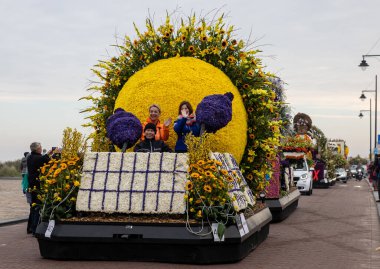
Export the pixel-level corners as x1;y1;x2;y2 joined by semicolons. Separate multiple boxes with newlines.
114;57;247;162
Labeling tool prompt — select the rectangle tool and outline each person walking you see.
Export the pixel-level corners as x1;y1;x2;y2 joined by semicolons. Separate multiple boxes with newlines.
26;142;51;234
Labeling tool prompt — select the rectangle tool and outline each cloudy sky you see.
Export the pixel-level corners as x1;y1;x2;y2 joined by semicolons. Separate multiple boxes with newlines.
1;0;380;162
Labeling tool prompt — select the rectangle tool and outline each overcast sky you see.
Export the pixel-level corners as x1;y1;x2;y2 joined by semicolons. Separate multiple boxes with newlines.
1;0;380;162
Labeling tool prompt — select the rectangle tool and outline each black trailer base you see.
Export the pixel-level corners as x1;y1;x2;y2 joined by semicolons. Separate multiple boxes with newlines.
313;179;330;189
265;189;301;222
35;208;272;264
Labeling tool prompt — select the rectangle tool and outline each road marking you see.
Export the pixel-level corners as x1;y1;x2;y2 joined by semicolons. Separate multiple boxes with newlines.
354;186;362;188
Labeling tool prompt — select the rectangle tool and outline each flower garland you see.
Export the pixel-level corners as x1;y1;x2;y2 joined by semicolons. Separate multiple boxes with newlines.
81;12;284;196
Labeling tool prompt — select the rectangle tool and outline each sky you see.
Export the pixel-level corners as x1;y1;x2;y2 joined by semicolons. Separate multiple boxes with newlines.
1;0;380;162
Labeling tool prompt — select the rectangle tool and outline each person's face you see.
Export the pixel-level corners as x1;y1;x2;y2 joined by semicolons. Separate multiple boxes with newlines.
36;145;42;154
181;104;189;116
149;107;160;121
144;129;155;139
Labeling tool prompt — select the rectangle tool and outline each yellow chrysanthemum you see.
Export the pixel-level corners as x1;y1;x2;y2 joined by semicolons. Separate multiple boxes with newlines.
185;181;193;190
114;57;247;163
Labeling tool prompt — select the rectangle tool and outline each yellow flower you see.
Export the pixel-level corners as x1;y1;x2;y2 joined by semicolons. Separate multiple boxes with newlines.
185;181;193;190
205;171;213;177
154;44;161;52
221;169;228;176
209;166;217;171
246;174;253;180
67;161;76;166
221;40;227;48
60;163;67;170
197;160;205;165
190;172;200;178
73;180;80;187
189;197;193;203
31;203;37;207
203;185;212;193
227;176;234;182
196;210;202;218
64;184;71;191
227;56;236;63
187;45;195;53
53;168;62;178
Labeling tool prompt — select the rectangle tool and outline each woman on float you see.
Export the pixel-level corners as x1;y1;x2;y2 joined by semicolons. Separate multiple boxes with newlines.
174;101;201;153
141;104;172;141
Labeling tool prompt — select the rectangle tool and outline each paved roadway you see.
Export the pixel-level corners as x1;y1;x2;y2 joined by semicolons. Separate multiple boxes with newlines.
0;178;380;268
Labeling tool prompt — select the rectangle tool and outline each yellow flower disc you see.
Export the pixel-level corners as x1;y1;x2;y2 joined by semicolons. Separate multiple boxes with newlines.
114;57;247;162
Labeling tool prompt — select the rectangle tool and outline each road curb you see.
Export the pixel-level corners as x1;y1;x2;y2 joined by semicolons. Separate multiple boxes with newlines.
0;217;28;227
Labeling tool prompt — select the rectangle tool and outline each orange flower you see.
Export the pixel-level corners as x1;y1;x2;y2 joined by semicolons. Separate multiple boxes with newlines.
249;134;255;139
247;107;254;113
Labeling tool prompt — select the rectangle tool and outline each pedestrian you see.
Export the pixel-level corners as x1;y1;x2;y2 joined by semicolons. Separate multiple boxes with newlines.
26;142;51;234
141;104;172;141
173;101;200;153
134;123;172;153
375;156;380;202
20;152;29;194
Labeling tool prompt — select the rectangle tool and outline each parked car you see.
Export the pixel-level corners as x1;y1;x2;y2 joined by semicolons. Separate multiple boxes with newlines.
287;154;313;195
335;168;347;183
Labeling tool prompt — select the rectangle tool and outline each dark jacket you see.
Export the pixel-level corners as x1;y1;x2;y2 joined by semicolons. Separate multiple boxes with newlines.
173;116;200;152
27;152;50;202
134;138;172;153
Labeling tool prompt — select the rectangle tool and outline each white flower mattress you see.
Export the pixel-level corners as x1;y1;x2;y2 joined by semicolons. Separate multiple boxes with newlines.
76;152;188;214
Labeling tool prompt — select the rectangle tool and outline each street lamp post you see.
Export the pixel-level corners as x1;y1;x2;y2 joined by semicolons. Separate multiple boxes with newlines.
359;55;380;71
358;99;372;161
358;54;379;151
359;75;378;148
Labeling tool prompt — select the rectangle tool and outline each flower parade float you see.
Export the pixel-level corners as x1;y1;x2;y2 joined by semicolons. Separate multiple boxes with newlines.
34;13;287;264
263;83;301;222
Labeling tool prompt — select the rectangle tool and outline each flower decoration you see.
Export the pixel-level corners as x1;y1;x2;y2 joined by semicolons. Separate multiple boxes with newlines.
81;12;285;197
196;92;234;133
185;133;234;226
106;108;142;151
35;156;82;221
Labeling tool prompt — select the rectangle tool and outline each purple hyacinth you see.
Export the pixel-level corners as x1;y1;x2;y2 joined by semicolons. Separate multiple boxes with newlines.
106;108;142;151
196;92;234;133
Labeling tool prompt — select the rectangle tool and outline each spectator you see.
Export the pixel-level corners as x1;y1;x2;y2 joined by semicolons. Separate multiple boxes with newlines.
20;152;29;194
134;123;172;153
26;142;51;234
141;104;172;141
173;101;200;153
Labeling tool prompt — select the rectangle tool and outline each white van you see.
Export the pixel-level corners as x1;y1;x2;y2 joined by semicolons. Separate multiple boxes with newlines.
284;153;313;195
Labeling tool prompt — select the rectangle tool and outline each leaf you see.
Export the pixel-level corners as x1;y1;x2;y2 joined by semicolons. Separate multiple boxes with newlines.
217;223;225;239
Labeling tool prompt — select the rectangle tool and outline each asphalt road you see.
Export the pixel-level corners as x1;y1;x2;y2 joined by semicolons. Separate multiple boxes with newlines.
0;179;379;269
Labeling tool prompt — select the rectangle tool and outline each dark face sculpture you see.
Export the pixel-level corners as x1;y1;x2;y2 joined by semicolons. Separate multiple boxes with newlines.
297;125;309;135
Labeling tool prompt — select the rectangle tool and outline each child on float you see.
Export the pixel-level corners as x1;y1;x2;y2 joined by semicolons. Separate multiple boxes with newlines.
134;123;172;153
173;101;201;153
141;104;172;141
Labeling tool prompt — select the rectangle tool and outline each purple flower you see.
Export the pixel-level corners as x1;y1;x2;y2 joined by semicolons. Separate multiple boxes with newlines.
196;92;234;133
106;108;142;151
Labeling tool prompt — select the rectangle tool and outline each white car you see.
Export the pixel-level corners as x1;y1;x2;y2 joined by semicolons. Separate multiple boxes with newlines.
286;154;313;195
335;168;347;183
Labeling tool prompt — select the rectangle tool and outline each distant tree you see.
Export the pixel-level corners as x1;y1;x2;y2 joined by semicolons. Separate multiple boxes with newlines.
348;155;368;166
0;159;21;177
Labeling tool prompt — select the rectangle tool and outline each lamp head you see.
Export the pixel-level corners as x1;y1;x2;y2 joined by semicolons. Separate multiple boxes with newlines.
358;112;364;118
359;59;369;71
359;93;366;101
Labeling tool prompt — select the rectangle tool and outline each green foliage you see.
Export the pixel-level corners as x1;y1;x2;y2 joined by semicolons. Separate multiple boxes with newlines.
0;160;21;177
348;155;368;166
